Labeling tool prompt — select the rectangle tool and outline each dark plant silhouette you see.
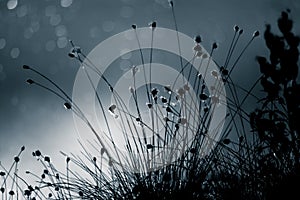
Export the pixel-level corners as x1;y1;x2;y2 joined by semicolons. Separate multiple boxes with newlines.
254;10;300;199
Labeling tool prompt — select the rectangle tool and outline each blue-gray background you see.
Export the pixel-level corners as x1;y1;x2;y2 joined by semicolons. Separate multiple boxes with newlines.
0;0;299;171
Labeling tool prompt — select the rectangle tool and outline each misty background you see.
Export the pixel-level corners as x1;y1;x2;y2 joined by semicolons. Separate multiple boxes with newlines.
1;0;300;174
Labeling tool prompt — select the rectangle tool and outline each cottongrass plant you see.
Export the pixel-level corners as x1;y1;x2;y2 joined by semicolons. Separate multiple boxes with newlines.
1;1;299;199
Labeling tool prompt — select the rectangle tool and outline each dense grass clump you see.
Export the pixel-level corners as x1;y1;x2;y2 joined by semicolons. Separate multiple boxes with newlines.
1;2;299;199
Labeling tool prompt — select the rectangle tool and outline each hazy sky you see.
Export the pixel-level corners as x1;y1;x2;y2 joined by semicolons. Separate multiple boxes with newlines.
1;0;300;174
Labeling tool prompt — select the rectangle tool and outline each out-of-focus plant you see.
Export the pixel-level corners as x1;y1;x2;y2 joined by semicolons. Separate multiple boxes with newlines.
253;10;300;198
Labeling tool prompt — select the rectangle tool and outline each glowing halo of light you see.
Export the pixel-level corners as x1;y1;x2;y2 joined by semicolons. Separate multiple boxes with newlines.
72;27;227;173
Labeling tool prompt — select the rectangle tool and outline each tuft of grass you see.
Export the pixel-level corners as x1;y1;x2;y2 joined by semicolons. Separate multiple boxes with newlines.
1;3;299;200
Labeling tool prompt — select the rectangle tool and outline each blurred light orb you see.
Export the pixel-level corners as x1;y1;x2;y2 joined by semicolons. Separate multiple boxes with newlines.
0;38;6;50
57;37;68;48
55;25;68;37
7;0;18;10
16;5;27;17
60;0;73;8
45;40;56;52
10;47;20;59
30;21;40;33
50;14;62;26
24;28;34;39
